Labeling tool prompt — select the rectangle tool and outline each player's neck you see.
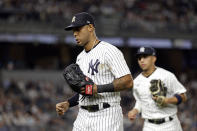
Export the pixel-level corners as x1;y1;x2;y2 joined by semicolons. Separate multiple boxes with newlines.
84;37;99;52
142;66;156;77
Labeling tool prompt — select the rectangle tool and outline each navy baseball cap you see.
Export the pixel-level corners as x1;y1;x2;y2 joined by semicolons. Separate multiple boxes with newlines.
65;12;95;31
136;46;156;57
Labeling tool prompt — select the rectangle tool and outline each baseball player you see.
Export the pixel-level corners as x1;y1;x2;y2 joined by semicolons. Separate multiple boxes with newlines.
128;46;187;131
56;12;133;131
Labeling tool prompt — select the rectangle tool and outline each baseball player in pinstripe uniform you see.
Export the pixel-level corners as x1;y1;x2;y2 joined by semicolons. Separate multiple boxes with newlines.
128;46;187;131
56;12;133;131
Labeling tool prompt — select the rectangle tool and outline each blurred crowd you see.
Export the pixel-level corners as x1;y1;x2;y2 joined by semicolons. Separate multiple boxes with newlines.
0;78;78;131
0;69;196;131
0;0;197;32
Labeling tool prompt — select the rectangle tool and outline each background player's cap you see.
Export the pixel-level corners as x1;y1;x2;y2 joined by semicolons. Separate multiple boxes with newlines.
65;12;95;31
136;46;156;57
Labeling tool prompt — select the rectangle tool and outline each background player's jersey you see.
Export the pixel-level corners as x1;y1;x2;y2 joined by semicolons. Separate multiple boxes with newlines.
76;41;131;106
133;67;186;119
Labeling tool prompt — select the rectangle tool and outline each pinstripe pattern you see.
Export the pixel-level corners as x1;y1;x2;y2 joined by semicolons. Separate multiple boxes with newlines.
76;41;130;106
73;41;130;131
73;105;123;131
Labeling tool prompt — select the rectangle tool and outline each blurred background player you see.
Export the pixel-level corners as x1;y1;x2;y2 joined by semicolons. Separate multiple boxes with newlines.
128;46;187;131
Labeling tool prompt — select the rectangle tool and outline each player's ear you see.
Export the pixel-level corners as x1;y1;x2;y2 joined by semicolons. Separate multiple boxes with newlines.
153;56;157;63
87;24;94;32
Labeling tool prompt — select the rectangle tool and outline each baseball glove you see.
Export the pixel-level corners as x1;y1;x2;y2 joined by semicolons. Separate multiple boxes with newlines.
63;64;94;96
150;79;167;107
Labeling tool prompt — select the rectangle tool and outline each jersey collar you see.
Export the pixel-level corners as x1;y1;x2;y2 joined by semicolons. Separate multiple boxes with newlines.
85;41;101;53
142;67;157;78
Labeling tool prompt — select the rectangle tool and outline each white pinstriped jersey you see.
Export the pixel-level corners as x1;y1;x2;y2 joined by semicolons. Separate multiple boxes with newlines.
76;41;131;106
133;67;186;119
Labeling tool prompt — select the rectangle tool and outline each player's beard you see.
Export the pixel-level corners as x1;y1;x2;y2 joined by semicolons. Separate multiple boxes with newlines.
140;64;148;71
141;64;150;72
77;37;89;47
142;68;148;72
76;40;86;47
142;68;149;73
142;64;156;75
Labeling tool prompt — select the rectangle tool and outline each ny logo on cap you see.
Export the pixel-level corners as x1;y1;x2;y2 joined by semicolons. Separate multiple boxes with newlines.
140;47;145;52
72;16;76;22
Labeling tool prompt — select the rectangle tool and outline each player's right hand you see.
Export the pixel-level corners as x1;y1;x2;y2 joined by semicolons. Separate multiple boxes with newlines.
128;109;139;121
56;101;70;116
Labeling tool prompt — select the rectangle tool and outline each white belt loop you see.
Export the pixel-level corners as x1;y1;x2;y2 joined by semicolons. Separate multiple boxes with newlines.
145;119;148;123
99;103;103;110
165;117;170;122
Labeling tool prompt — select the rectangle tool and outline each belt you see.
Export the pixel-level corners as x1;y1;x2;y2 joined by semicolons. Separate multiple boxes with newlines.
147;116;173;124
81;103;110;112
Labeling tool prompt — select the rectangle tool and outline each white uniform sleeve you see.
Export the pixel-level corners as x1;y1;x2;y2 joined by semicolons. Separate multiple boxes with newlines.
169;73;187;94
105;47;131;78
133;88;141;113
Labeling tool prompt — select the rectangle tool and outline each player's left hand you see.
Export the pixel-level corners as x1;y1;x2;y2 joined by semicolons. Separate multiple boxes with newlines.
152;96;168;107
